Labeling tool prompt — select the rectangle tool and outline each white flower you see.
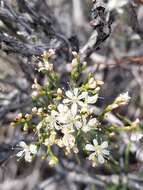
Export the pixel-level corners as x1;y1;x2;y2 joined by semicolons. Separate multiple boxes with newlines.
115;92;130;105
62;110;81;133
120;92;130;102
63;88;87;114
82;117;98;132
62;134;75;148
52;104;82;132
52;104;70;125
107;0;128;13
17;141;37;162
130;131;143;142
45;113;58;130
85;139;109;164
44;131;56;146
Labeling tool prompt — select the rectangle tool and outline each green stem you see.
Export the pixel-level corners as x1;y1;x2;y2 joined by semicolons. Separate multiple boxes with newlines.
125;143;131;173
109;124;138;132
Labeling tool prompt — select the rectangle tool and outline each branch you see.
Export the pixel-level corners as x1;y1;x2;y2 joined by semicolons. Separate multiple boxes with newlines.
0;32;49;57
0;0;71;58
80;0;113;61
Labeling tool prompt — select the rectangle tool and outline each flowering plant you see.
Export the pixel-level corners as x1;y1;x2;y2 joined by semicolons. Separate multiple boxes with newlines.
12;50;142;167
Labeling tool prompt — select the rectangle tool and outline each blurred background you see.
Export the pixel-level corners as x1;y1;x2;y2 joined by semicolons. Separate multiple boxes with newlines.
0;0;143;189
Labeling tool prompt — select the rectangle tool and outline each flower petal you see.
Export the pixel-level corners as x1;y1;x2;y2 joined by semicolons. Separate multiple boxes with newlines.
57;104;64;112
71;103;77;115
89;152;96;160
51;110;58;116
101;141;108;148
93;139;98;146
75;121;82;129
85;144;95;151
63;105;69;112
78;91;88;100
78;101;85;107
73;88;79;96
63;98;71;104
25;151;32;162
66;90;73;99
19;141;27;148
16;151;24;158
29;144;37;154
98;154;105;164
102;149;110;155
87;94;98;104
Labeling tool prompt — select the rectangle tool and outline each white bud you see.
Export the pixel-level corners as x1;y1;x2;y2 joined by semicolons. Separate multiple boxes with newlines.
71;58;78;67
45;63;53;71
16;113;23;120
72;51;78;57
38;108;43;114
48;49;55;57
57;88;63;96
32;91;39;98
32;107;38;114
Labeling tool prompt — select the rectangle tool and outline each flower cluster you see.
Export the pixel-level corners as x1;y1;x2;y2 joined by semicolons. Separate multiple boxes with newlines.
12;50;142;167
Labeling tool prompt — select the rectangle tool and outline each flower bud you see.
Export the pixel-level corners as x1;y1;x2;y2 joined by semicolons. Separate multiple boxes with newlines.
71;58;78;68
10;122;15;127
115;92;130;106
89;82;97;89
38;108;43;114
57;88;63;96
96;80;104;86
49;157;58;166
88;78;97;89
32;107;38;114
23;123;28;131
32;84;36;89
16;113;23;120
72;51;78;57
95;87;100;92
43;49;55;62
38;61;43;68
83;61;87;67
48;49;55;57
88;77;94;84
25;114;32;120
32;91;39;98
73;147;79;154
45;63;53;72
48;104;53;110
